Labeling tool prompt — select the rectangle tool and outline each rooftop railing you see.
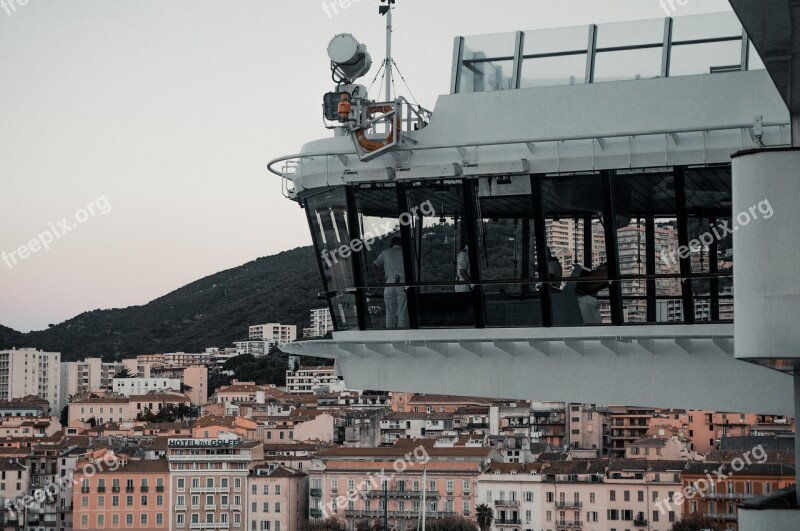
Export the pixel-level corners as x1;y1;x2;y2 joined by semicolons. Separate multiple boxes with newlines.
452;12;763;94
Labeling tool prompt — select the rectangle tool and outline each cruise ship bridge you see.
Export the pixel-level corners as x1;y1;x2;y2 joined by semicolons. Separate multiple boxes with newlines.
270;10;799;418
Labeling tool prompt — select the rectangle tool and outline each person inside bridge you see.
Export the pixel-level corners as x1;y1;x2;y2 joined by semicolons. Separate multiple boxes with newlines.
372;236;408;329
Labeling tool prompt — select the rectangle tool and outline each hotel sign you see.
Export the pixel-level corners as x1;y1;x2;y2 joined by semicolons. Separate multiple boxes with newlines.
168;438;242;448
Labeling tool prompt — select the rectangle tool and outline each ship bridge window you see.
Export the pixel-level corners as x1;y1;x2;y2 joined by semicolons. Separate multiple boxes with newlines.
305;188;358;331
476;175;540;327
405;181;477;328
303;167;734;333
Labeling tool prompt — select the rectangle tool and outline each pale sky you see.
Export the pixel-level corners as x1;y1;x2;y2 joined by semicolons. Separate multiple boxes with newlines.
0;0;732;332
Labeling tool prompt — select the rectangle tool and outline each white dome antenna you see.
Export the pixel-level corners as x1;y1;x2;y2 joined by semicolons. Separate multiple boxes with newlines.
327;34;372;85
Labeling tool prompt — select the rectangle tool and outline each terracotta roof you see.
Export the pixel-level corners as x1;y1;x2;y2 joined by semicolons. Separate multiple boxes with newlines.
96;458;169;474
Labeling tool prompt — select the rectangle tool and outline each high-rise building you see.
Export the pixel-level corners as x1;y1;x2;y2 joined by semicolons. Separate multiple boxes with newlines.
303;308;334;338
248;324;297;344
0;348;61;414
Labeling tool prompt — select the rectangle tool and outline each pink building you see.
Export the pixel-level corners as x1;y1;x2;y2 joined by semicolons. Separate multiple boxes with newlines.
247;464;308;531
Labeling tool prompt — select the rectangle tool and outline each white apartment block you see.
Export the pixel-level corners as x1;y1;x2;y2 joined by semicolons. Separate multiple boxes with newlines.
234;340;273;357
249;323;296;344
59;358;126;409
112;377;181;397
302;308;333;338
0;348;61;414
285;366;346;394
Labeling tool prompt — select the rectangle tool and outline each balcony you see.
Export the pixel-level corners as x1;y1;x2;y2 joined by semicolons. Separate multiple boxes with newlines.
310;509;324;518
496;518;522;525
310;488;322;497
495;499;520;507
205;505;216;511
229;505;242;511
140;486;149;492
126;486;135;493
97;486;106;493
634;518;648;526
170;454;251;462
81;487;90;493
555;501;583;509
704;513;738;521
366;489;440;498
156;485;165;492
555;521;582;529
189;524;230;530
701;492;749;500
190;487;230;494
344;510;457;519
175;505;187;511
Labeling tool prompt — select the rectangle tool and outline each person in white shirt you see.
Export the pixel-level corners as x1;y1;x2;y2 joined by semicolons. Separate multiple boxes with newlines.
372;236;408;328
455;244;471;292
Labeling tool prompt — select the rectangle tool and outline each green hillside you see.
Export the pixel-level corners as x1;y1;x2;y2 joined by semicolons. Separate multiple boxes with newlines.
0;246;323;361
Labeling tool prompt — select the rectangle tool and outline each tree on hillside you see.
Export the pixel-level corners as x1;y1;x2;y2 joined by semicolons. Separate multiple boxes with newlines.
475;504;493;531
114;366;134;379
136;403;193;423
669;514;722;531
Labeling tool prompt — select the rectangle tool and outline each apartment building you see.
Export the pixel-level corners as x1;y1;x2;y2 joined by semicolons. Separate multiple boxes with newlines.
605;460;684;530
0;459;28;531
285;366;345;395
680;460;796;529
137;352;213;368
477;462;545;530
112;378;181;397
248;324;296;345
307;445;498;530
566;404;610;454
608;406;658;457
167;436;264;531
72;459;169;531
302;308;333;339
59;358;128;411
68;393;190;425
247;464;308;531
0;348;61;414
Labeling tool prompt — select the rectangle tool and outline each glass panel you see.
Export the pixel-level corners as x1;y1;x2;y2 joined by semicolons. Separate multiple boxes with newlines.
670;40;742;77
460;33;517;93
671;12;742;42
655;298;685;323
594;48;663;82
521;25;588;88
305;188;357;331
520;55;586;88
405;181;475;328
476;175;540;327
541;174;609;325
596;19;665;49
354;184;409;330
594;19;664;83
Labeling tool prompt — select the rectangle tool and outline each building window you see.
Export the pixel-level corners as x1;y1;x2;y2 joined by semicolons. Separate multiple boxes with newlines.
126;514;133;525
141;514;148;525
156;514;163;525
81;515;89;527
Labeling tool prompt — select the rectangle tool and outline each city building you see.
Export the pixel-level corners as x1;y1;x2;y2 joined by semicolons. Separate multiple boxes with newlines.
303;308;334;339
285;366;346;395
112;378;181;397
248;324;296;345
248;464;308;531
167;435;264;531
72;458;170;531
307;445;498;529
0;348;61;415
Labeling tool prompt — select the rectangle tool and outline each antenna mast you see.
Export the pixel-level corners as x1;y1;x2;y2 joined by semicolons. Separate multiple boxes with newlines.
379;0;396;101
